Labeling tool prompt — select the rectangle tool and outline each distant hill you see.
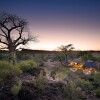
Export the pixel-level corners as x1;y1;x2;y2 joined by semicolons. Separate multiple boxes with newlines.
0;49;100;55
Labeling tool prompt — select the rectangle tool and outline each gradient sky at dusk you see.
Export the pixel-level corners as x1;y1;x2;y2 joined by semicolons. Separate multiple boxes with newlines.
0;0;100;50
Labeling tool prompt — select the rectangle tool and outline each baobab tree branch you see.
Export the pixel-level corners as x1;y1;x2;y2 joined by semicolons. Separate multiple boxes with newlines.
14;28;24;45
15;41;24;47
0;39;8;45
0;28;8;37
9;25;22;32
0;33;6;37
2;24;9;31
15;38;28;47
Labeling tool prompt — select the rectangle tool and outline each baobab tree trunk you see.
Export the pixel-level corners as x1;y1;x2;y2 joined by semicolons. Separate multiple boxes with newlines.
9;47;16;65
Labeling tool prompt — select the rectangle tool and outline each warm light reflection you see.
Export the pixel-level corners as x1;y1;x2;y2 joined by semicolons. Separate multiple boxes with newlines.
70;61;96;75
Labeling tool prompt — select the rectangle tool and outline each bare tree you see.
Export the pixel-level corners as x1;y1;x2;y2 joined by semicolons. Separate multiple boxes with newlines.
0;12;36;64
58;44;74;65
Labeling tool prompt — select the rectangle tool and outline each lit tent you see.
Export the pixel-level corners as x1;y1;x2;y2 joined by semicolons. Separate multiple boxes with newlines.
84;60;97;68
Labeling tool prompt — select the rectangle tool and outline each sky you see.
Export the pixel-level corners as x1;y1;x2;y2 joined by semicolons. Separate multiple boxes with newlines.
0;0;100;50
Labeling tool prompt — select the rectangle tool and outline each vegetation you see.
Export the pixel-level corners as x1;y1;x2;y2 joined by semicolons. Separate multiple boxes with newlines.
82;53;97;61
0;53;9;61
16;53;33;61
93;72;100;86
63;81;83;100
18;60;37;72
0;61;22;82
36;70;45;90
11;80;22;96
0;49;100;100
94;88;100;98
58;44;74;65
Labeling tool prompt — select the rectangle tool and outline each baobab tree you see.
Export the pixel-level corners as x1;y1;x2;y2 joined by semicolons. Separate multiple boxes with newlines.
0;12;36;64
58;44;74;65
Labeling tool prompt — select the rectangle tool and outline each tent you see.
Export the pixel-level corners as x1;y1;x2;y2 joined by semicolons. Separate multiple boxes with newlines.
72;57;82;64
84;60;96;68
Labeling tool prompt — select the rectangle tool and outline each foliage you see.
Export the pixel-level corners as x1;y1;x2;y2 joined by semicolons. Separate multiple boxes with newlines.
93;72;100;86
0;53;9;61
96;57;100;62
94;88;100;98
18;60;37;72
11;80;22;96
82;53;97;61
58;44;74;64
33;54;46;67
77;51;88;57
16;53;33;61
63;81;83;100
77;79;93;91
0;61;22;82
58;53;65;61
36;70;45;90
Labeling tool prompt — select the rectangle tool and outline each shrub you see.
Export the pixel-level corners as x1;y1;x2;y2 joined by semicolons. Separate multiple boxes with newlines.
18;60;37;72
82;53;97;62
63;81;83;100
50;67;73;81
55;72;67;81
16;53;33;60
65;69;73;77
0;53;9;61
93;72;100;86
36;70;45;90
77;79;93;91
11;80;22;96
94;88;100;98
0;61;22;82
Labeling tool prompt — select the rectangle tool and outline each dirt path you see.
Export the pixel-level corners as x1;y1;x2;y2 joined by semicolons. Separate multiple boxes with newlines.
44;59;61;69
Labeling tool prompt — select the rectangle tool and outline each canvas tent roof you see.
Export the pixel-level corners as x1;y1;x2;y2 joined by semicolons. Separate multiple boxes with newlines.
72;57;82;63
84;60;96;68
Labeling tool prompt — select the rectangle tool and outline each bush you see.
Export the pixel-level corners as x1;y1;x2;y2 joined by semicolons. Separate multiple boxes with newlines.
11;80;22;96
63;81;83;100
93;72;100;86
36;70;45;90
18;60;37;72
82;53;97;62
77;79;93;91
94;88;100;98
16;53;33;60
0;61;22;82
0;53;9;61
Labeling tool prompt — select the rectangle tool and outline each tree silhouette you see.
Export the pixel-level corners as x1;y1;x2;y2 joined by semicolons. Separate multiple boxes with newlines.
0;12;36;64
58;44;74;65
